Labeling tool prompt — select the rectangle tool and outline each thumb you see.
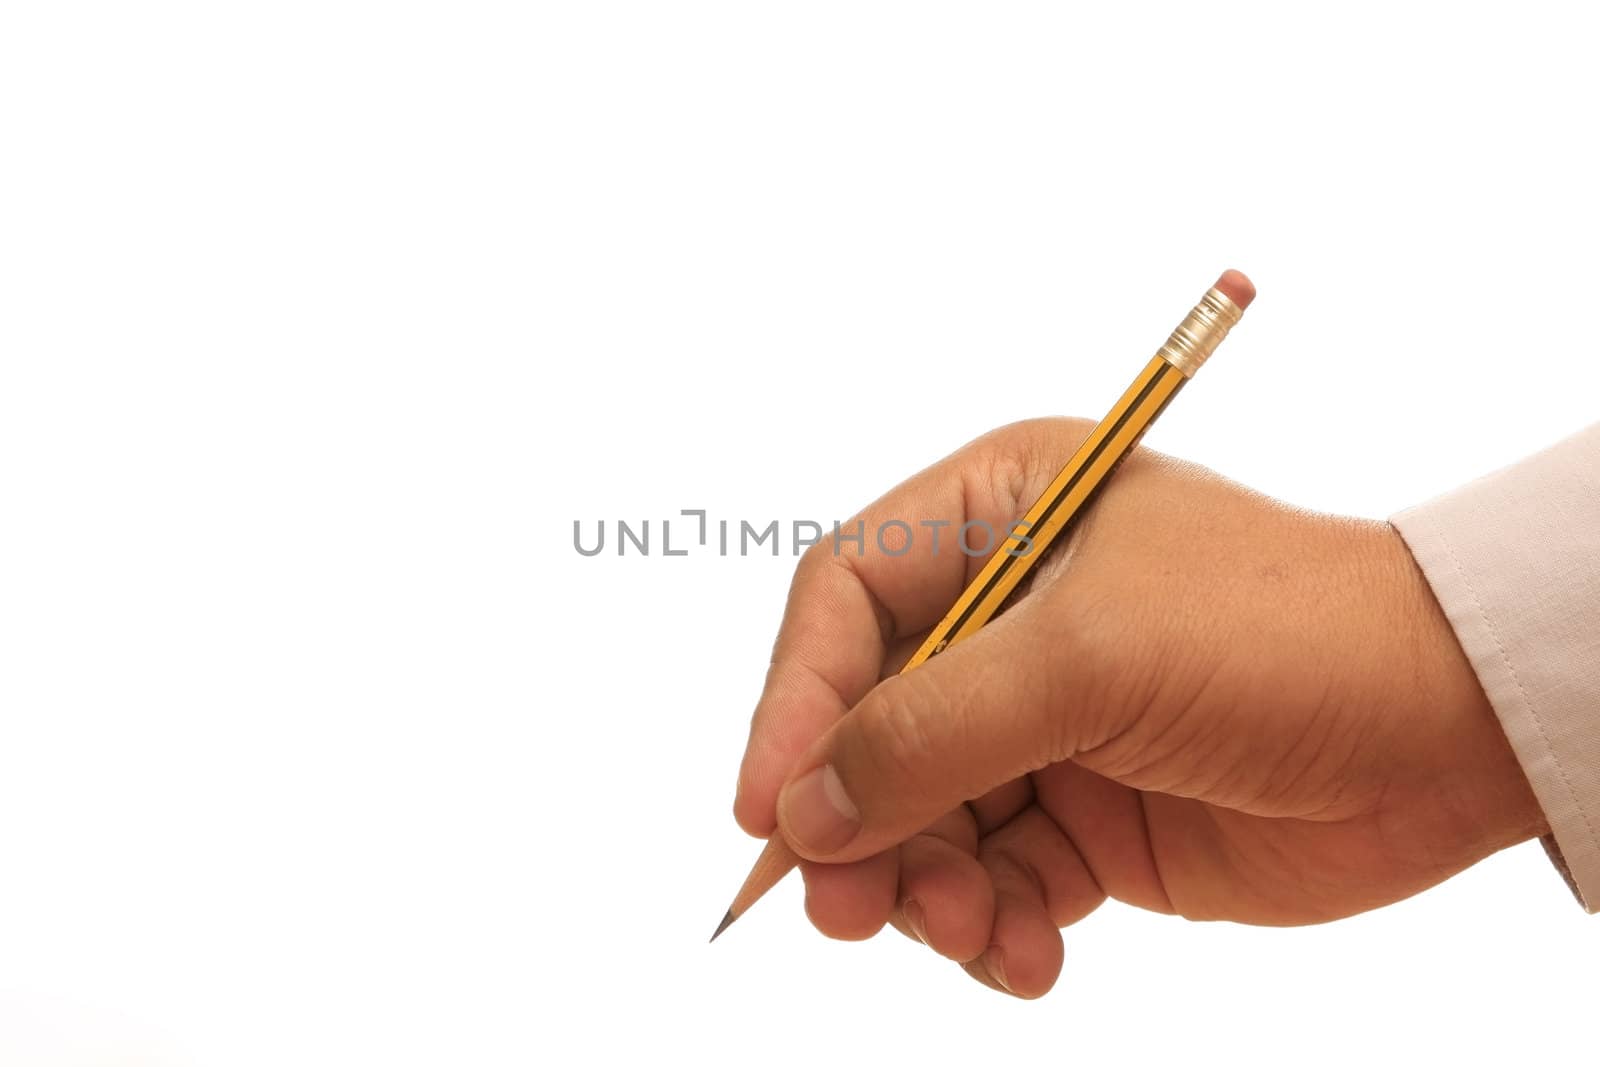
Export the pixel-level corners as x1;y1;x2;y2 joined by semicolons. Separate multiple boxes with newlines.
774;602;1083;864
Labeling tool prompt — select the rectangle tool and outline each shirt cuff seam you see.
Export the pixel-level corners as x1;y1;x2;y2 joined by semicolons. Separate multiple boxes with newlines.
1391;506;1598;913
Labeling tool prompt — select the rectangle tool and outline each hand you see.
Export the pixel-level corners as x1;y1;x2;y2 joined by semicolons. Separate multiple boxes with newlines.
733;417;1546;998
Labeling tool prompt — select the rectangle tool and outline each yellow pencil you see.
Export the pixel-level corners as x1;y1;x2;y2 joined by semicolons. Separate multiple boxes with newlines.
713;270;1256;942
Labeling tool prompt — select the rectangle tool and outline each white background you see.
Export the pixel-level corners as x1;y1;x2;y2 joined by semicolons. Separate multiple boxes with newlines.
2;3;1597;1064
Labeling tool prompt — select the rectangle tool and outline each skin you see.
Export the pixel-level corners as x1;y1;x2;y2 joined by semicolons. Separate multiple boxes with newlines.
733;417;1548;998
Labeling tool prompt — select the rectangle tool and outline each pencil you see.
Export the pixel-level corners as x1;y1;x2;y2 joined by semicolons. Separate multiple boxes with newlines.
712;270;1256;942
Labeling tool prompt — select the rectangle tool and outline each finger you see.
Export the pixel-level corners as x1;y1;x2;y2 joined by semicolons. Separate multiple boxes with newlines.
735;417;1089;836
806;808;974;944
800;848;898;941
963;890;1061;999
884;806;979;949
893;833;994;963
1032;761;1176;914
979;805;1105;929
961;806;1105;998
774;591;1092;863
963;851;1064;999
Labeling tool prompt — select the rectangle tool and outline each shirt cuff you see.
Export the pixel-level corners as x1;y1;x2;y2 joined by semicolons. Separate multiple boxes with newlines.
1389;424;1600;913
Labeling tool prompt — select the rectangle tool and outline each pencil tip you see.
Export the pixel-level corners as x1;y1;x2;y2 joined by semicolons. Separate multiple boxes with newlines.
709;908;736;943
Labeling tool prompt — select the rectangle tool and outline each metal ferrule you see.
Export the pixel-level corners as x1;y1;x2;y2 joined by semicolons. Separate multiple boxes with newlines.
1155;286;1244;378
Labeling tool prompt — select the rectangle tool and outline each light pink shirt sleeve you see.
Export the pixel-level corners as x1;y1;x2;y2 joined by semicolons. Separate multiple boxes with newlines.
1389;424;1600;912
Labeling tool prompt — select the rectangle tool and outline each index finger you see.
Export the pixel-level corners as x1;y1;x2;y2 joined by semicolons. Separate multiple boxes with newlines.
733;416;1088;836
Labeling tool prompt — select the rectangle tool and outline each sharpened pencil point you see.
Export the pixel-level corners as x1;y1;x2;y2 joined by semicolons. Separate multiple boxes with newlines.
710;909;736;943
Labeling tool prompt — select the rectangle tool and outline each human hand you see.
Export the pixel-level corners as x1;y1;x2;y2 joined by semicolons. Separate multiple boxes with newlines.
733;417;1546;997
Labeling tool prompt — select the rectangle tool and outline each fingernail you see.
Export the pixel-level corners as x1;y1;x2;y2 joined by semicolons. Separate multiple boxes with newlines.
779;764;860;854
903;899;929;946
984;946;1012;993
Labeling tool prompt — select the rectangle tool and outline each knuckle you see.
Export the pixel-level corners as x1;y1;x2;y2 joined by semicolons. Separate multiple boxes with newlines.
795;535;833;581
972;418;1098;518
1030;590;1121;758
982;444;1033;522
856;679;945;797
